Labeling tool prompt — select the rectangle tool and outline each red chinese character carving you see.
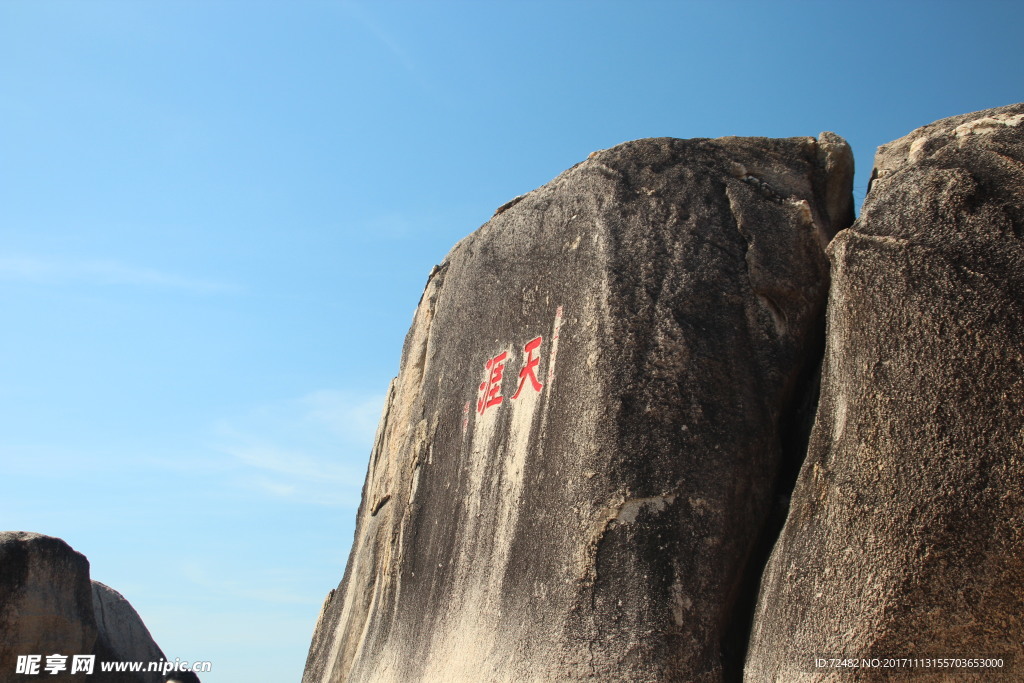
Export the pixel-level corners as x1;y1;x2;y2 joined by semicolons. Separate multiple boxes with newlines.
512;336;544;399
477;351;508;415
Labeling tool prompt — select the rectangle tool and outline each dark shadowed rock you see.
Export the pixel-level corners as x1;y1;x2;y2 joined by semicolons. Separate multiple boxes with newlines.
305;134;853;682
1;532;97;677
1;531;167;682
162;671;202;683
745;104;1024;681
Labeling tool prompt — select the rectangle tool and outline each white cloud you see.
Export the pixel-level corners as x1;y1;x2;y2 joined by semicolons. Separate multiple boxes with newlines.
180;561;320;606
2;444;102;475
342;1;427;89
213;390;385;507
357;212;414;240
0;255;238;293
299;389;384;444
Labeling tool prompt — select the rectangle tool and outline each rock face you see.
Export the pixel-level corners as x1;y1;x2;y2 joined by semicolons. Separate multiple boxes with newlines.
744;104;1024;680
0;531;167;682
1;532;98;677
92;582;167;682
304;135;854;682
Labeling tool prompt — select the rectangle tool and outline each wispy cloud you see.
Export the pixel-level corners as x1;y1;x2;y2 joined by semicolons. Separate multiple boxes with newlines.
299;390;385;444
340;0;439;98
180;561;320;606
2;444;108;476
0;255;238;293
355;212;414;241
213;390;385;507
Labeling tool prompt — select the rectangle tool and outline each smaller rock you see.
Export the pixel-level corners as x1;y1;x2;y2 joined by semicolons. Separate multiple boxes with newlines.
0;531;169;682
93;581;166;682
1;532;96;676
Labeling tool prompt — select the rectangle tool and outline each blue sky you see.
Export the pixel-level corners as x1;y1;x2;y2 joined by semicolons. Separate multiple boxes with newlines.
2;1;1022;681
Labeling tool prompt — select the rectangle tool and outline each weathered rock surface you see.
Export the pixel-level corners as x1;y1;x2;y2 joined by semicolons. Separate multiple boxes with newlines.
1;532;98;678
0;531;167;682
304;134;853;682
92;581;166;682
745;104;1024;681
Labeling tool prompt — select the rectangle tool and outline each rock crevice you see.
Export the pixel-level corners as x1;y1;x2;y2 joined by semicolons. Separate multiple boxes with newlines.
744;102;1024;682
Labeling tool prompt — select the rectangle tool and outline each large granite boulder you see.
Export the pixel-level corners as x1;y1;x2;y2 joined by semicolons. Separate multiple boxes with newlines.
0;531;167;682
745;104;1024;681
304;134;853;682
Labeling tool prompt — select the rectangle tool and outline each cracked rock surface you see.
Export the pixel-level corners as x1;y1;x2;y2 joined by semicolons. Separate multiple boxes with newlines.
304;135;853;682
744;103;1024;681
